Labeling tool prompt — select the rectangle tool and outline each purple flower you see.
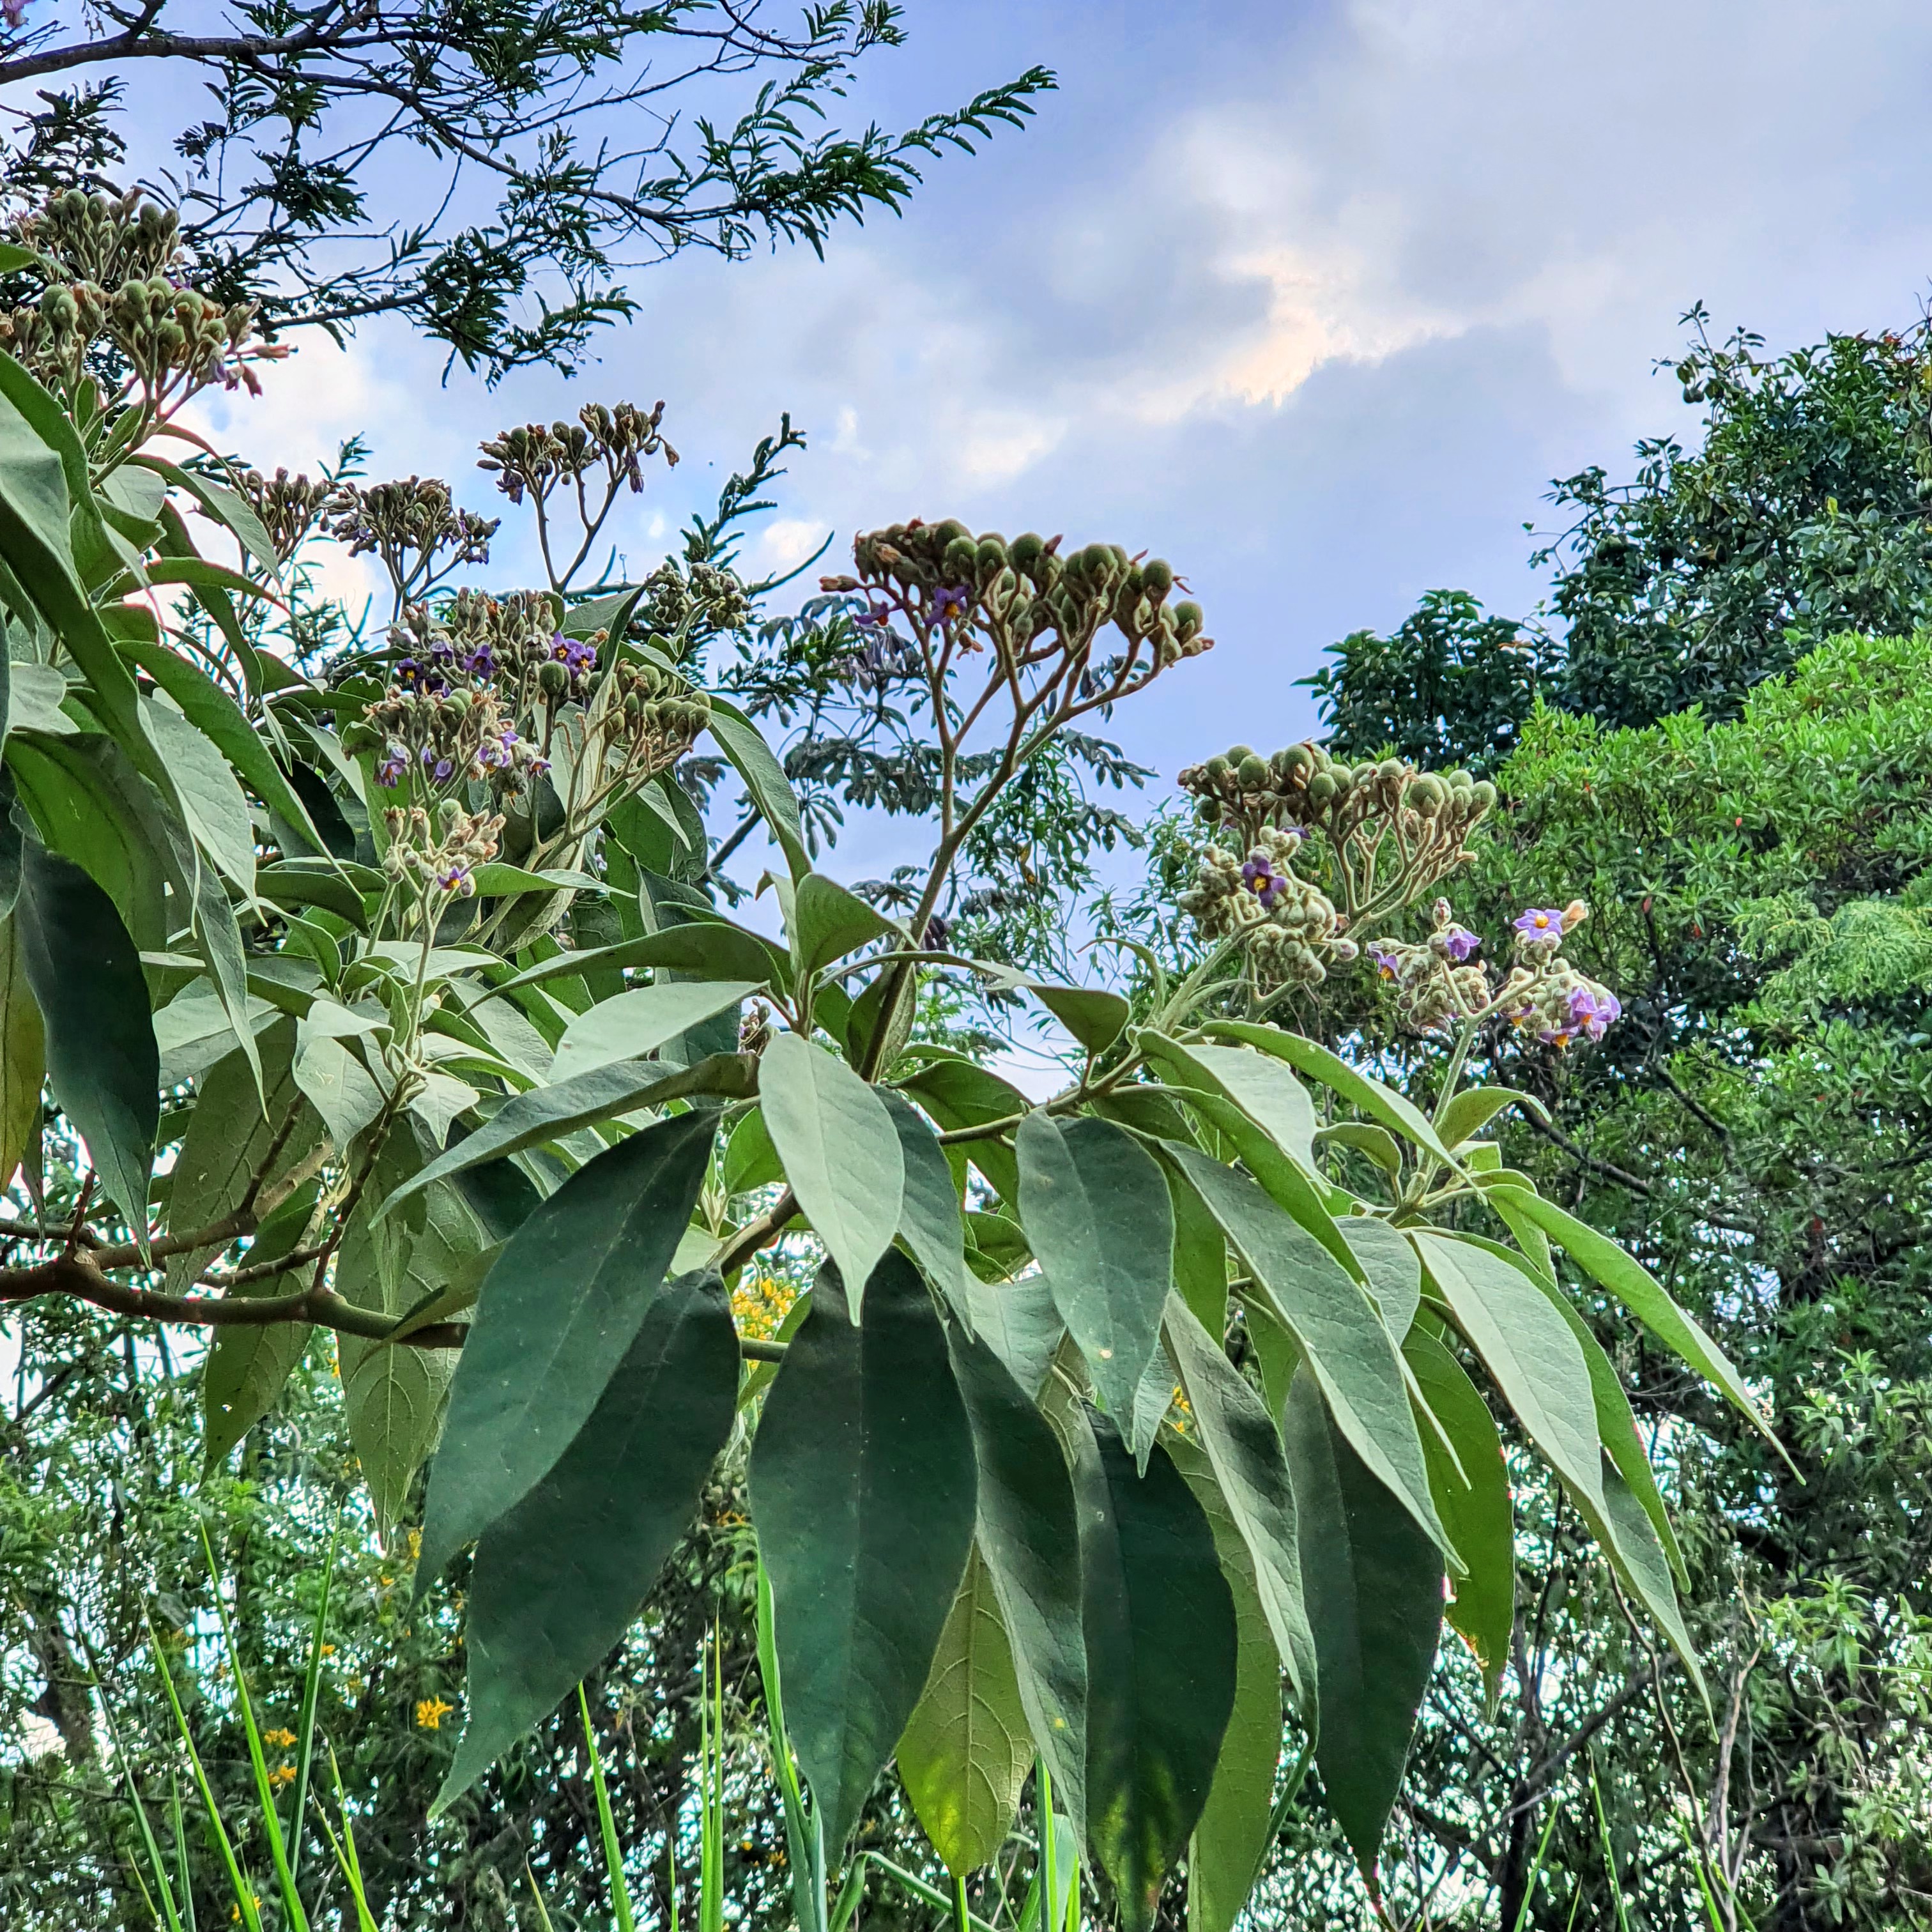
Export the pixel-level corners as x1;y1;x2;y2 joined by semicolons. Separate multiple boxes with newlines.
1241;852;1289;910
461;643;497;678
477;728;516;771
375;744;408;787
2;0;29;29
420;745;455;783
854;602;891;631
1513;907;1564;941
551;633;597;676
1567;983;1620;1041
931;585;970;625
1440;924;1481;962
436;864;469;892
1368;944;1402;981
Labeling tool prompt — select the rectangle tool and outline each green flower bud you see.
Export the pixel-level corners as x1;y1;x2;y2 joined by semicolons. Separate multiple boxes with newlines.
537;659;568;697
1237;753;1269;787
1009;532;1045;572
1173;600;1203;639
976;535;1008;569
1141;558;1174;597
944;535;978;575
1471;779;1498;811
1308;771;1337;804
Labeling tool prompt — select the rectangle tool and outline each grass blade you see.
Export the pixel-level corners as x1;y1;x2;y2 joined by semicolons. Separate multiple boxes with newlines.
285;1506;343;1887
578;1683;638;1932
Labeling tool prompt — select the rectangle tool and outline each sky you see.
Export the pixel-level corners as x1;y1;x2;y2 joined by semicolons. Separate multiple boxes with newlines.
183;0;1932;886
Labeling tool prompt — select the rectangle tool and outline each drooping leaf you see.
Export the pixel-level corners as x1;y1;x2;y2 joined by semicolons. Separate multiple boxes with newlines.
705;694;810;880
1282;1370;1443;1887
141;696;257;893
1069;1408;1236;1932
1490;1186;1775;1446
896;1050;1029;1202
417;1107;716;1591
0;913;44;1192
1338;1215;1422;1338
758;1030;903;1321
549;980;762;1079
749;1250;976;1850
947;1325;1089;1839
1023;979;1131;1055
12;836;157;1230
437;1269;739;1807
1436;1085;1531;1149
1404;1326;1514;1705
896;1544;1034;1878
1016;1110;1172;1450
790;871;902;976
960;1269;1062;1397
1146;1036;1318;1171
378;1052;752;1215
291;1031;387;1153
3;662;72;737
1166;1431;1285;1932
880;1089;972;1315
1163;1297;1317;1708
201;1182;321;1466
1167;1148;1452;1560
485;918;790;999
1162;1151;1228;1335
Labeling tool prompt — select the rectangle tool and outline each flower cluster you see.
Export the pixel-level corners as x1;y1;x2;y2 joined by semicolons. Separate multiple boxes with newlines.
1179;740;1495;926
0;190;284;408
381;801;505;904
346;661;539;796
631;556;753;655
324;478;498;602
478;399;678;505
730;1272;799;1341
232;466;334;560
1177;825;1360;986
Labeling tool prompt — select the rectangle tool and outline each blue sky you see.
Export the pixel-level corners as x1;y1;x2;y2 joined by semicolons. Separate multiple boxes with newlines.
187;0;1932;878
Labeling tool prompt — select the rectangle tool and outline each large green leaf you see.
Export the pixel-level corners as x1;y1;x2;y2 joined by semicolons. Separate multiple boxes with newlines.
417;1107;715;1590
12;836;157;1230
1413;1231;1606;1519
1167;1149;1452;1561
959;1269;1061;1398
790;871;901;976
550;979;761;1078
896;1544;1033;1877
3;663;72;737
201;1182;321;1466
1206;1022;1459;1167
1023;979;1131;1056
1404;1326;1514;1706
880;1089;972;1314
758;1031;903;1321
1163;1297;1317;1708
947;1325;1088;1837
1338;1215;1421;1338
1282;1370;1442;1886
705;694;810;880
750;1250;976;1850
437;1269;739;1807
1070;1408;1236;1932
291;1030;387;1153
141;696;257;893
378;1052;752;1215
1490;1186;1774;1445
1146;1036;1317;1171
895;1050;1030;1202
0;912;43;1192
1016;1111;1172;1448
164;1024;318;1294
485;918;789;999
1166;1432;1284;1932
1163;1151;1228;1335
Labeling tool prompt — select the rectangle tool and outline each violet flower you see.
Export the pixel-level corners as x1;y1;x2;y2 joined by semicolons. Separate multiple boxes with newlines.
1440;924;1481;962
1368;944;1402;982
931;585;970;625
1567;983;1620;1041
1513;907;1565;941
375;744;409;787
1241;852;1289;910
551;634;597;676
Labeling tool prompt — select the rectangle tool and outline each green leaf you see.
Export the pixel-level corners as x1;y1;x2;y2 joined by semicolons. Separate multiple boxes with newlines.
1315;1121;1403;1179
1016;1111;1172;1448
3;662;73;737
1068;1409;1236;1932
1163;1298;1317;1708
791;871;901;976
486;919;790;999
141;696;257;893
758;1031;904;1320
0;914;44;1192
378;1053;753;1215
705;694;809;880
750;1250;977;1850
164;1023;318;1294
1338;1216;1421;1338
1165;1432;1284;1932
256;862;368;930
128;457;279;578
1491;1186;1775;1446
1435;1085;1529;1149
946;1325;1088;1839
1206;1022;1459;1167
1023;980;1131;1055
879;1089;972;1314
1166;1149;1452;1561
1412;1232;1606;1519
436;1269;739;1807
115;633;326;857
896;1544;1034;1877
1403;1327;1513;1706
1282;1370;1442;1887
551;980;762;1079
291;1031;386;1153
417;1108;716;1591
896;1052;1029;1202
1163;1151;1227;1335
153;979;276;1087
1145;1035;1317;1170
201;1184;321;1466
12;836;157;1229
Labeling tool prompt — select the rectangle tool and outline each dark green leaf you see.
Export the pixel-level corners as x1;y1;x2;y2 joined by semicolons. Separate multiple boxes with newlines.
1338;1215;1422;1338
1163;1298;1317;1708
896;1544;1033;1876
551;980;761;1079
200;1192;319;1468
791;870;901;976
436;1269;739;1807
417;1108;715;1590
705;694;809;880
1016;1111;1172;1448
896;1050;1029;1202
1283;1370;1442;1886
759;1031;903;1320
1404;1326;1513;1706
1435;1085;1529;1149
1167;1149;1451;1560
1070;1409;1236;1932
1024;980;1130;1055
0;912;43;1192
486;919;790;999
750;1250;976;1850
880;1089;972;1315
947;1325;1088;1837
12;836;157;1230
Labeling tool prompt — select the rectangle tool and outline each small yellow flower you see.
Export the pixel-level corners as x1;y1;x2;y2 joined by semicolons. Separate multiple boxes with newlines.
268;1763;296;1788
415;1696;455;1731
230;1896;260;1922
319;1643;336;1657
379;1574;394;1588
263;1728;297;1748
730;1273;798;1342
